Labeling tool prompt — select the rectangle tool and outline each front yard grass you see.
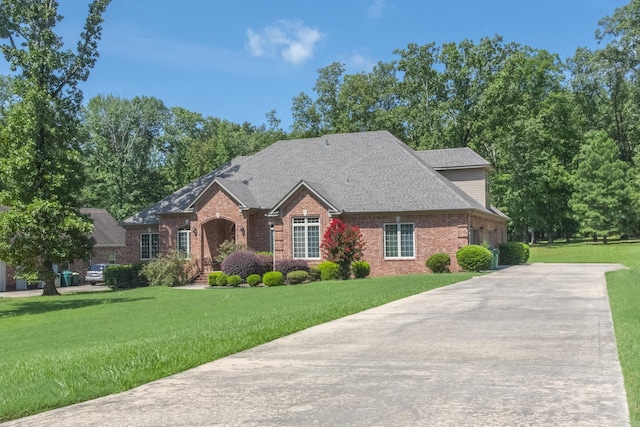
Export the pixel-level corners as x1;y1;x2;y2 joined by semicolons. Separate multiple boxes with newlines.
530;240;640;422
0;273;474;422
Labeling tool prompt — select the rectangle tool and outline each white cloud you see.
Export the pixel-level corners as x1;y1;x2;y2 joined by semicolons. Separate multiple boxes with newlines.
367;0;387;19
345;53;377;72
246;20;324;65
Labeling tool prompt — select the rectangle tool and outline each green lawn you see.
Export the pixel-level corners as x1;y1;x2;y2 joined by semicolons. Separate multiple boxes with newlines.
3;244;638;423
0;273;474;422
530;240;640;422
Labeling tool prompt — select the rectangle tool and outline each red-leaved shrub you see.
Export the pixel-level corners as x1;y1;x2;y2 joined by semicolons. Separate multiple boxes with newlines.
221;250;262;279
275;259;309;276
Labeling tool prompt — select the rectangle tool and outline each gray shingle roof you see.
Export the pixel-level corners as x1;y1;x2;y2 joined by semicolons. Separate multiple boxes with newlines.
122;131;498;225
415;147;492;170
80;208;125;247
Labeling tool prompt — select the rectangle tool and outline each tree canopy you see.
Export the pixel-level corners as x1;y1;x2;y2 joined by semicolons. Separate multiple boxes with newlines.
0;0;110;295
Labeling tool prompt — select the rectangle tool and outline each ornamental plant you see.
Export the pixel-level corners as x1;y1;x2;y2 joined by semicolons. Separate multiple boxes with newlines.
263;271;284;287
221;250;262;279
317;261;340;281
226;275;242;287
275;259;310;276
456;245;492;272
286;270;309;284
320;218;365;280
499;242;531;265
352;261;371;279
246;274;261;286
208;272;223;286
426;253;451;273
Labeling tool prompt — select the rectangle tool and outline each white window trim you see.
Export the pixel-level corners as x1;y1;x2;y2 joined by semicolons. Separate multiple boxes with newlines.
140;232;159;260
384;223;416;259
292;217;321;259
177;226;191;258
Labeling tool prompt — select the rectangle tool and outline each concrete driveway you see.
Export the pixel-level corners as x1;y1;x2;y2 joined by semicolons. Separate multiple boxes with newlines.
3;263;629;426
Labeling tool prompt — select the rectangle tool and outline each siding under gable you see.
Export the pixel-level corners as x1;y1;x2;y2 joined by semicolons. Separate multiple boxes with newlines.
438;168;488;208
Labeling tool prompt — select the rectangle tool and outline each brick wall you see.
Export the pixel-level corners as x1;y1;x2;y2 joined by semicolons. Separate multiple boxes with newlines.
158;214;192;254
343;212;470;276
278;187;330;264
121;182;508;278
247;210;272;252
469;215;508;248
191;184;247;268
123;224;160;264
267;186;509;276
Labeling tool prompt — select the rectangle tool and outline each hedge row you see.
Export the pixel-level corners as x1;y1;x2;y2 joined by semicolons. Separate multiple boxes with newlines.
104;263;148;289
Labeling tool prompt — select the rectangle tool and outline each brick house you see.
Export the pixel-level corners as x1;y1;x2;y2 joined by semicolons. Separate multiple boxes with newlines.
121;131;508;277
0;208;125;291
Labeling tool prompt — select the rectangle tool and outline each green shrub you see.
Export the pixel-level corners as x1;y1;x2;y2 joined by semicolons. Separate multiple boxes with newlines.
226;275;242;287
286;270;309;284
215;273;229;287
246;274;261;287
104;263;148;290
317;261;340;281
426;253;451;273
352;261;370;279
456;245;492;272
141;251;194;287
208;272;223;286
521;243;530;263
498;242;531;265
215;240;248;263
263;271;283;287
499;242;522;265
308;267;321;282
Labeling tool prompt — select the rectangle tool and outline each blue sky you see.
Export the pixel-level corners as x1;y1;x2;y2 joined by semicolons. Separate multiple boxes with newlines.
0;0;630;130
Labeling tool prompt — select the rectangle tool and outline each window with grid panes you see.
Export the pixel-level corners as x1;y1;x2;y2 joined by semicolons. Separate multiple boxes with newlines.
140;233;159;260
177;226;190;257
292;217;320;259
384;223;415;258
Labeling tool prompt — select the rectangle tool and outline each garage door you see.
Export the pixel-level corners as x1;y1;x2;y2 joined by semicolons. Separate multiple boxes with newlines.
0;261;6;292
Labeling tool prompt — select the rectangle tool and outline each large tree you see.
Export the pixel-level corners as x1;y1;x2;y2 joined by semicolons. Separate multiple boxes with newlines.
0;0;110;295
569;130;632;242
82;94;169;221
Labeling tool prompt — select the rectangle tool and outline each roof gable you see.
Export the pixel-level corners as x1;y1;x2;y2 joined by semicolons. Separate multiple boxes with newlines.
267;180;341;217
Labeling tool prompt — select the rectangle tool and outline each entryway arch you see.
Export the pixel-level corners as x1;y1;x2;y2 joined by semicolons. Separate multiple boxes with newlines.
200;217;238;271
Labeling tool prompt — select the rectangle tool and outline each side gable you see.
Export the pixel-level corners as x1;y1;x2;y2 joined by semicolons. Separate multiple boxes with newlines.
415;148;494;209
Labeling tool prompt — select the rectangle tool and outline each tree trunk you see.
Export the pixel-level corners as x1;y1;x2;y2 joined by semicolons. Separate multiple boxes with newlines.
40;259;60;296
41;278;60;296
